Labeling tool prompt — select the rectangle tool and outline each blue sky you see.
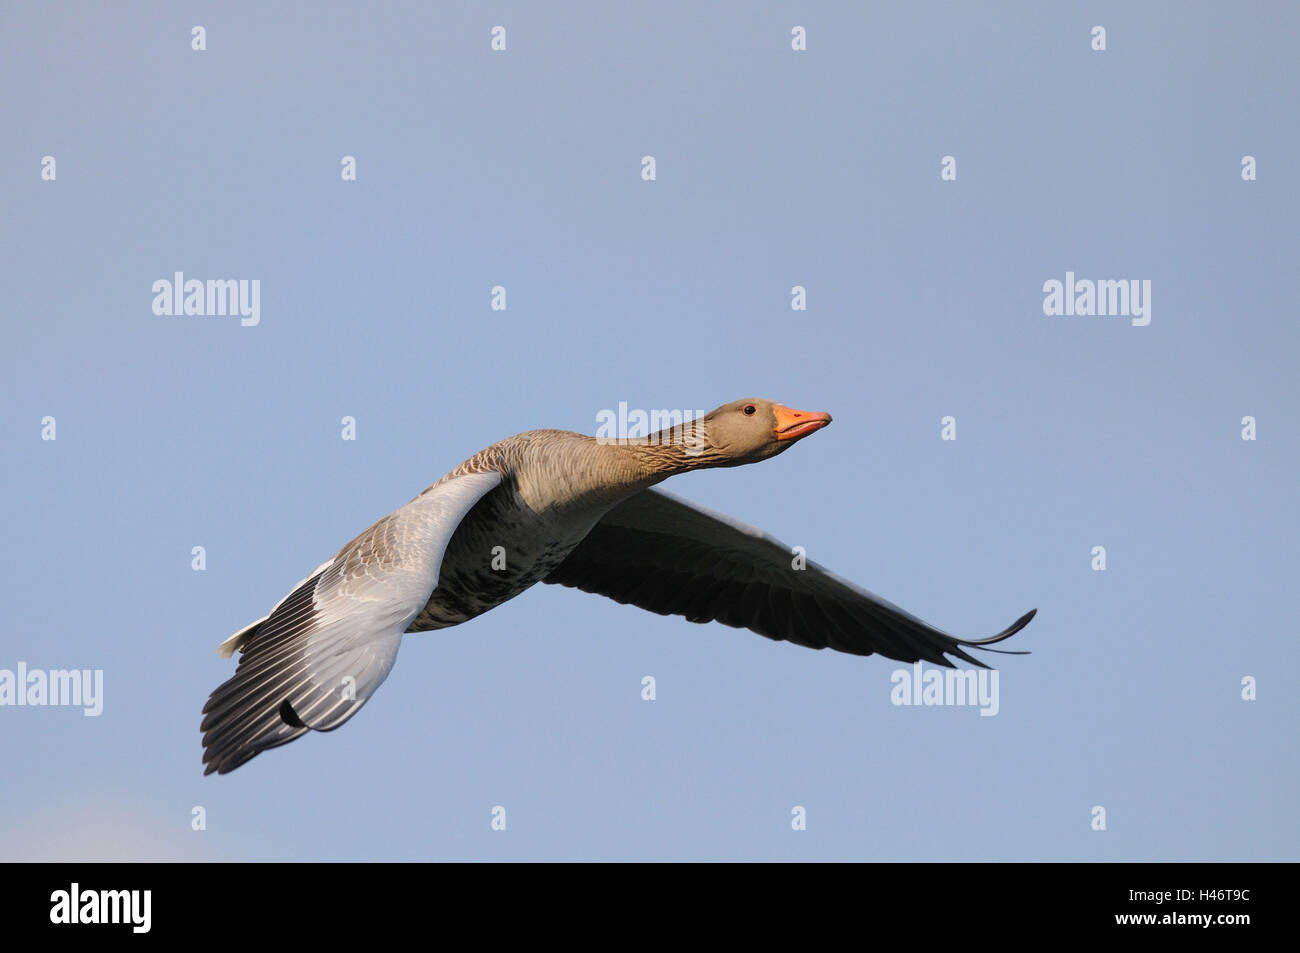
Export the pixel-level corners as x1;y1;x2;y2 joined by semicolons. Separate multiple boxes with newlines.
1;1;1295;860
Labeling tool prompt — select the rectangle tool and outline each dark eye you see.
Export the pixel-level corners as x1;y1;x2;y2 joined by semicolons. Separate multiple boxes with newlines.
743;404;756;416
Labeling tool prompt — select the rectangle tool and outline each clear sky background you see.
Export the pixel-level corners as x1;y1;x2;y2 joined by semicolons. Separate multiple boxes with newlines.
2;1;1295;861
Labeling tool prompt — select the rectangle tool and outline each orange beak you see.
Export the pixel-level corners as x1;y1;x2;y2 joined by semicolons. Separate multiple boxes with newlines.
773;404;833;441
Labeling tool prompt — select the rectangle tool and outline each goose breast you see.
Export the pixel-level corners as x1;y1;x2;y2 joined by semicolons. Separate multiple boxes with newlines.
406;474;611;630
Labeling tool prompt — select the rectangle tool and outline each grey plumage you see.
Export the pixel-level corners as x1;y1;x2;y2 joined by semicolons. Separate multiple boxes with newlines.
201;471;502;774
202;399;1035;775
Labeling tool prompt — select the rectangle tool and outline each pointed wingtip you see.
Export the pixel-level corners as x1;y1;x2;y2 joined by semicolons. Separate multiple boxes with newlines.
962;607;1037;651
1011;607;1037;632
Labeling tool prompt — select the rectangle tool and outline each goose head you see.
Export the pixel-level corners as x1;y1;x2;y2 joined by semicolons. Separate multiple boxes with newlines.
696;398;832;467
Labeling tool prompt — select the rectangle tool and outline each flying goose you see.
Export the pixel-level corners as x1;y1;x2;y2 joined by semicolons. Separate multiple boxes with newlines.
201;399;1035;774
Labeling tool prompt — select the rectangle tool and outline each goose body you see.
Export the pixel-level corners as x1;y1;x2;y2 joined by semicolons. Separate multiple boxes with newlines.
202;400;1035;775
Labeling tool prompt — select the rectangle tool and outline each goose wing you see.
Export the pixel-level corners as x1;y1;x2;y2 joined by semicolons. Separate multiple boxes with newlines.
544;487;1034;667
201;471;502;775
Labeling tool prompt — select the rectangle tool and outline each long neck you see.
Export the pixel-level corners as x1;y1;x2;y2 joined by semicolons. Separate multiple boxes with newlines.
612;417;724;479
505;422;723;512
